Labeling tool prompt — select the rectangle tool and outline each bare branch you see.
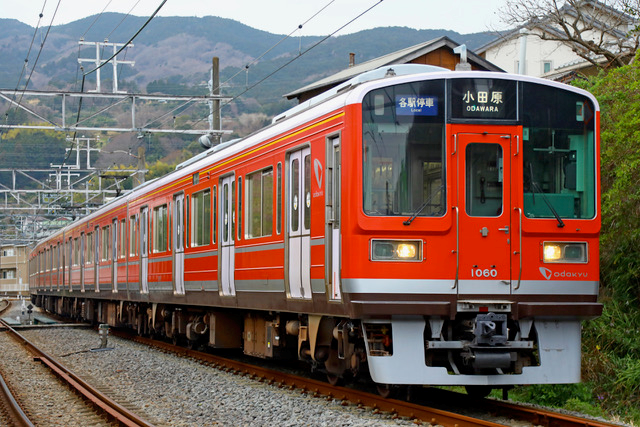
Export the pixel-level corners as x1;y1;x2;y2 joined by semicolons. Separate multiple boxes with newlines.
495;0;640;70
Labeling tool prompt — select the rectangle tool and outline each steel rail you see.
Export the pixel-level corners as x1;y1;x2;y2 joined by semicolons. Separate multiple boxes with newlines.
0;370;34;427
0;300;34;427
115;331;502;427
0;319;154;427
486;398;621;427
117;330;623;427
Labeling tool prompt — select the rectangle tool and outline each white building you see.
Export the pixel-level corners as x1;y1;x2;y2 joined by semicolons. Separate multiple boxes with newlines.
0;245;30;296
477;0;637;80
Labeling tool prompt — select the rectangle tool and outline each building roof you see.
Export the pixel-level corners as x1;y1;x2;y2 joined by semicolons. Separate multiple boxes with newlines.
284;36;503;100
476;0;633;54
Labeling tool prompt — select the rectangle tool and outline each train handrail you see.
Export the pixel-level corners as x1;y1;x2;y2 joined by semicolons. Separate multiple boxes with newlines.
514;207;522;290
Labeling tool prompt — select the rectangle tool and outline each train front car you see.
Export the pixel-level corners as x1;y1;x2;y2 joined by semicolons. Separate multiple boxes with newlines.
342;71;601;392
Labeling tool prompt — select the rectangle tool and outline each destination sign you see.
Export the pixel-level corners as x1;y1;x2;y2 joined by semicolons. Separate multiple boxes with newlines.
450;79;517;120
395;95;438;116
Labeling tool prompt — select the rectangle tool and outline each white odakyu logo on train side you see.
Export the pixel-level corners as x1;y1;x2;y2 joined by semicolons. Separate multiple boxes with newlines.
539;267;589;280
539;267;553;280
314;159;323;188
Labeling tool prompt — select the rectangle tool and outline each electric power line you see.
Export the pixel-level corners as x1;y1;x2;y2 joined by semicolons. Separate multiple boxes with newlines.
178;0;385;133
66;0;168;166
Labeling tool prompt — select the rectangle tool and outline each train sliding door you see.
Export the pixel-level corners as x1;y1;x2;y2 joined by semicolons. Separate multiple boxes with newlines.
173;193;185;295
326;136;342;301
80;233;85;292
219;176;236;296
457;132;513;295
287;147;312;299
112;219;118;292
140;206;149;294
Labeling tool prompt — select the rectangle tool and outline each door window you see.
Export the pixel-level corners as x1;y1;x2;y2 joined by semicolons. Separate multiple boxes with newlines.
465;143;503;217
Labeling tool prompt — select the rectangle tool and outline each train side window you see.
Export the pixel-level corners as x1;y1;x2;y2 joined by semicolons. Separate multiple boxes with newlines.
153;204;168;252
212;185;217;244
277;163;282;235
304;154;311;230
129;215;138;256
185;196;190;249
86;233;93;265
237;177;243;241
291;158;300;232
191;189;211;246
74;238;79;266
101;226;111;261
119;219;126;258
231;180;236;240
246;167;274;239
94;227;100;264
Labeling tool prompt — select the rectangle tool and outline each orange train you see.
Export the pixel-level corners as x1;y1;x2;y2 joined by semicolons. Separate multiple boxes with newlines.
30;65;602;395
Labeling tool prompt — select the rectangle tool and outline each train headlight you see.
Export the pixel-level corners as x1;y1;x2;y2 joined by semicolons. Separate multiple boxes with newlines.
371;239;422;261
397;243;417;259
542;242;588;263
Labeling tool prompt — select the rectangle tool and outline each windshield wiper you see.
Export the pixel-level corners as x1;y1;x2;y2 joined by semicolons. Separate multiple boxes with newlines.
528;163;565;228
403;185;444;226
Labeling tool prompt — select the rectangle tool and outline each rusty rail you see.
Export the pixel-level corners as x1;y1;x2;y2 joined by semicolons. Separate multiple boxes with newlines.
116;331;503;427
117;331;623;427
485;398;621;427
0;319;154;427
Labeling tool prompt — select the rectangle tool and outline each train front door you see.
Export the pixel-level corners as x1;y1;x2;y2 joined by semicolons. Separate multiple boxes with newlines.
173;194;185;295
456;132;514;295
287;147;312;299
220;175;236;296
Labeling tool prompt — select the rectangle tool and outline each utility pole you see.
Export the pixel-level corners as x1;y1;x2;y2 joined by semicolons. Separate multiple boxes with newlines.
204;57;222;148
78;39;135;93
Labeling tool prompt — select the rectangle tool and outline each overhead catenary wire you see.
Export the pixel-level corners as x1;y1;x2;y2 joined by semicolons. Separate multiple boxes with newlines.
149;0;383;134
74;0;141;91
140;0;339;132
223;0;384;105
2;0;60;134
66;0;168;166
214;0;337;94
176;0;385;134
80;0;114;39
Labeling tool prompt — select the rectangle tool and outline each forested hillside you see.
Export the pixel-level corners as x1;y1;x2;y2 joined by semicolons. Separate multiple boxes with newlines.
0;13;493;115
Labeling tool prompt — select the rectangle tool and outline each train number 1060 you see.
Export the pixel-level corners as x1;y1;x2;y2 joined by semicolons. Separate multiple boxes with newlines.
471;268;498;278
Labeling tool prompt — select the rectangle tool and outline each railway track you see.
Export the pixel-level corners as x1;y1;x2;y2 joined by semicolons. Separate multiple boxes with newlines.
0;299;32;427
0;307;154;427
113;330;621;427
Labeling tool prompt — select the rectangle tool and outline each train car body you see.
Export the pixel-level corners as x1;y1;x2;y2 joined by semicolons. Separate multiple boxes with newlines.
30;65;601;392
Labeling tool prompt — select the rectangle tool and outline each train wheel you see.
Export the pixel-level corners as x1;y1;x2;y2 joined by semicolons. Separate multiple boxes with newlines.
464;385;492;398
326;373;341;386
376;383;392;398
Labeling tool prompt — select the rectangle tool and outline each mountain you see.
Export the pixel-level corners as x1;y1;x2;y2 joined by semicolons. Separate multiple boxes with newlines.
0;13;496;112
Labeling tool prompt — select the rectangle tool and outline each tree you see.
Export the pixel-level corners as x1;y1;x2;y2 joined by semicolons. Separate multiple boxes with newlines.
574;51;640;300
498;0;640;68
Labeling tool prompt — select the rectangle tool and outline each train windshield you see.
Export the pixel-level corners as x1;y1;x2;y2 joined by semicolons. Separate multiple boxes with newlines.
522;82;596;220
362;80;446;217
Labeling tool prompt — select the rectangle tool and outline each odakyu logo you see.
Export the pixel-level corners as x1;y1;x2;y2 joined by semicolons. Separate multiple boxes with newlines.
314;159;323;188
539;267;553;280
539;267;589;280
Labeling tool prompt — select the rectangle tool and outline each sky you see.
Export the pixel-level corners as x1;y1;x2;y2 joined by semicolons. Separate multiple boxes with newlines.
0;0;510;36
